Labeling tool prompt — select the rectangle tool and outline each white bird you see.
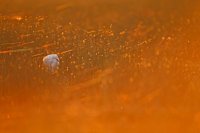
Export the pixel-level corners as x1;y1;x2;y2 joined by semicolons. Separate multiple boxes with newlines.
43;54;60;73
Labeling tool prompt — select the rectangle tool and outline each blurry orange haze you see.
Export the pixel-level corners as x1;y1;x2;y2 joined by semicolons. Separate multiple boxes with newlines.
1;0;200;133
